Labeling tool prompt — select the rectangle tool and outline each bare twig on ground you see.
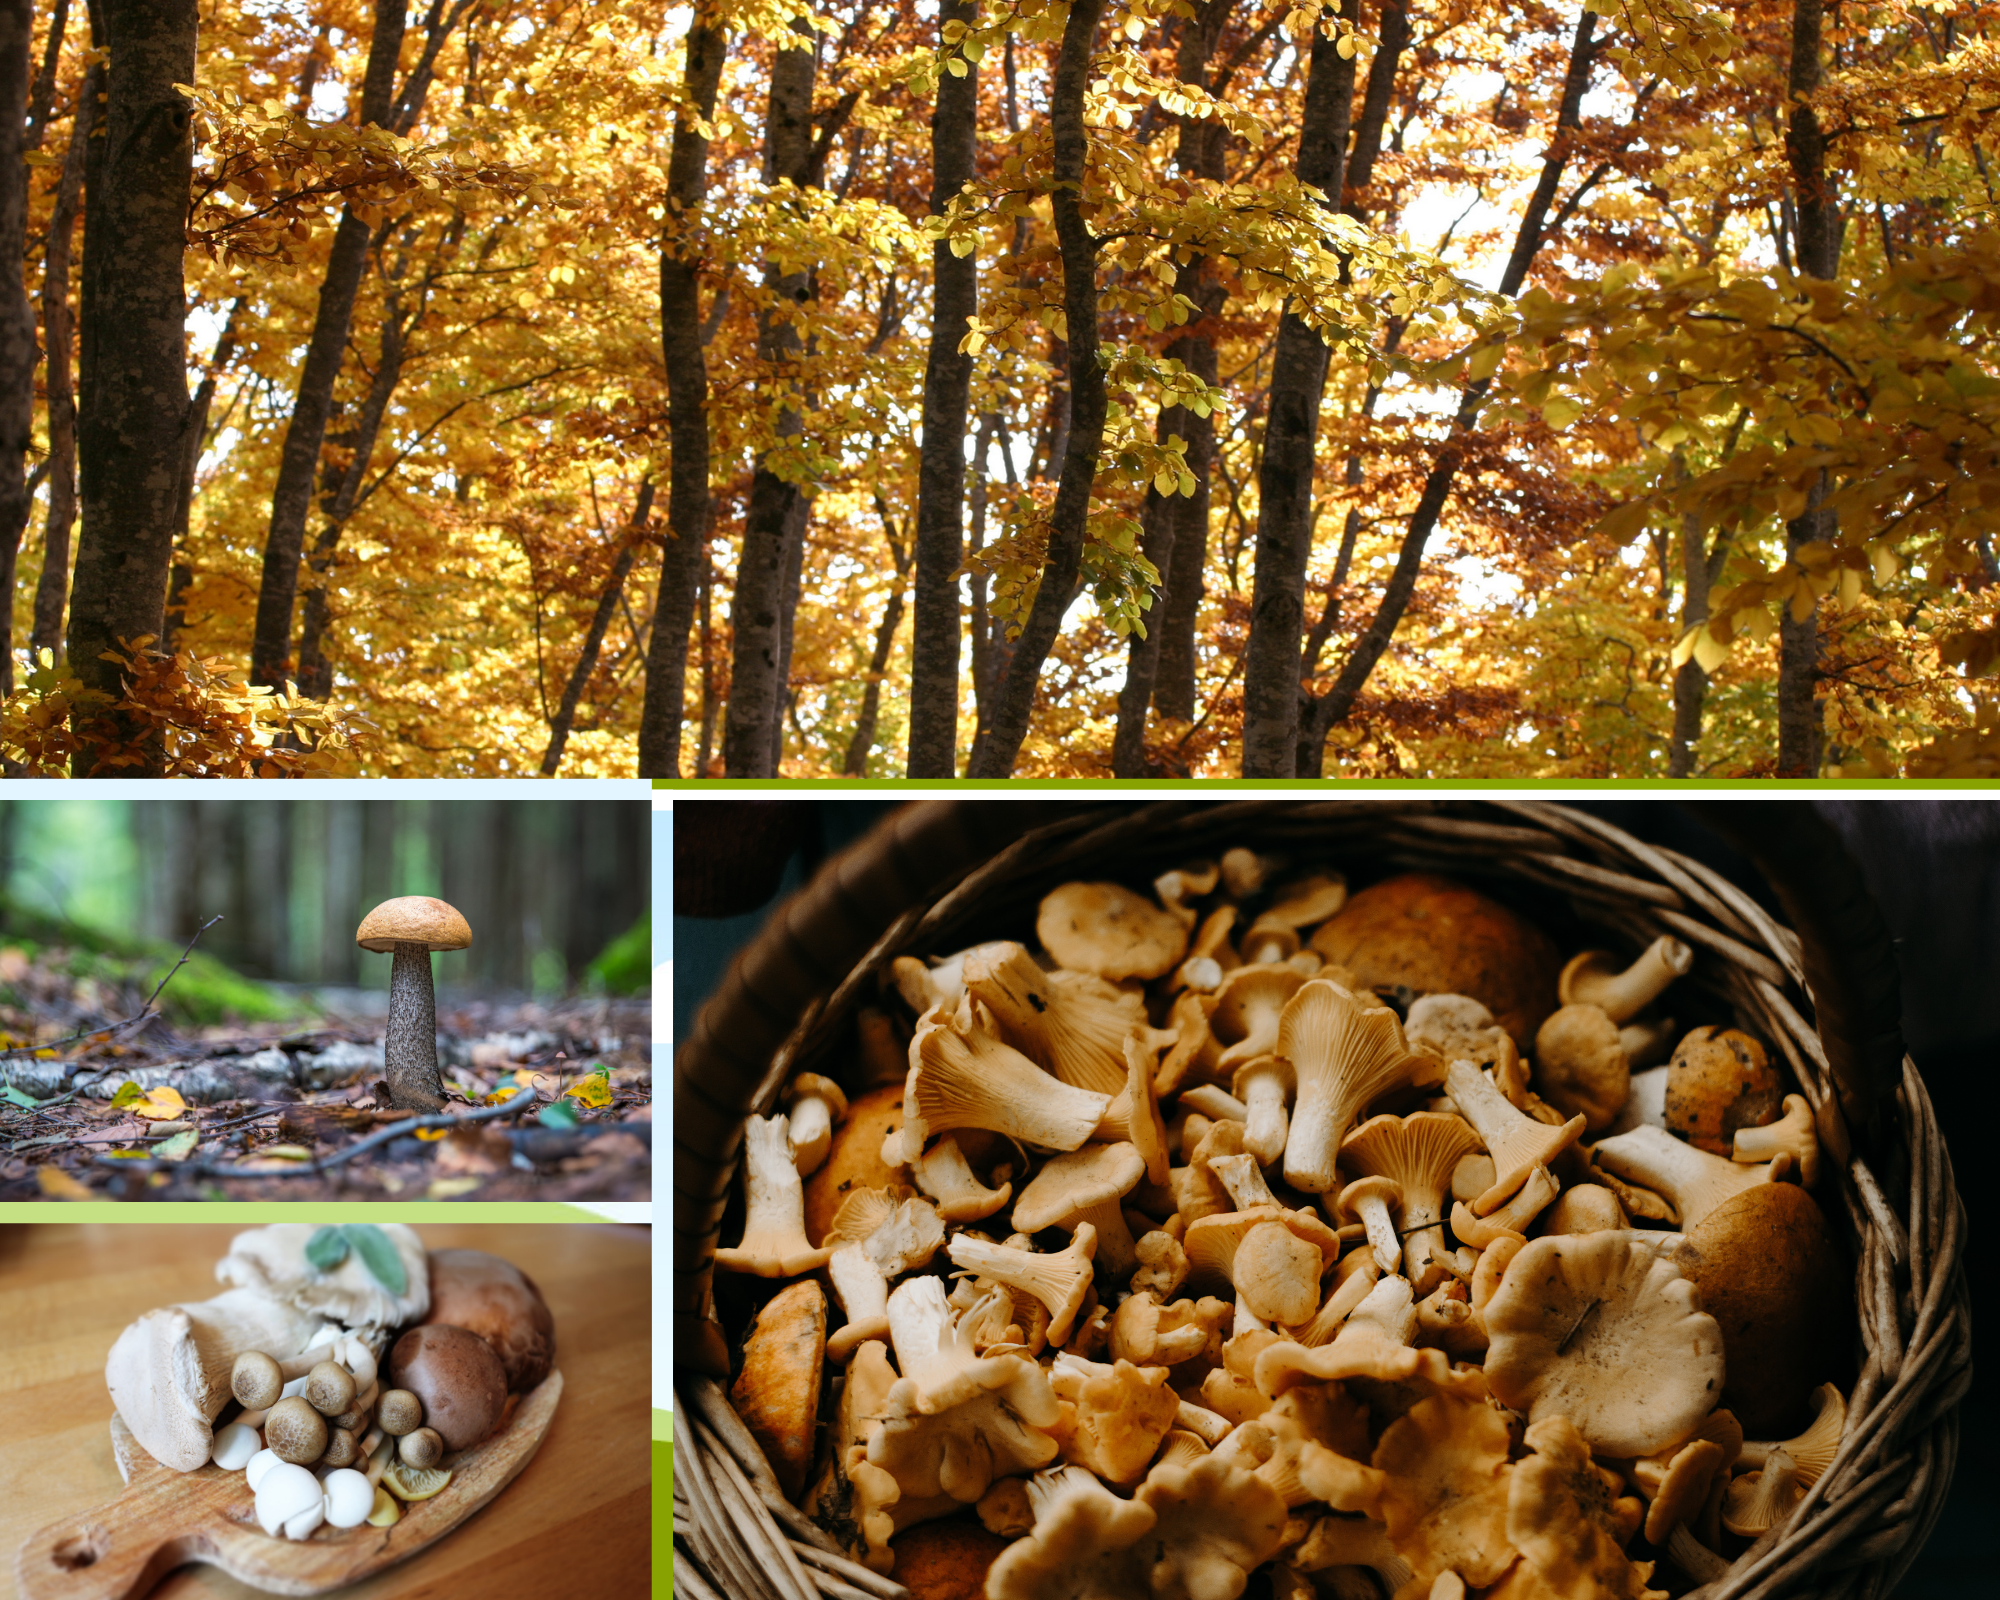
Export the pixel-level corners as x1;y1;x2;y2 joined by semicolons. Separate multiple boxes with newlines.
0;914;224;1065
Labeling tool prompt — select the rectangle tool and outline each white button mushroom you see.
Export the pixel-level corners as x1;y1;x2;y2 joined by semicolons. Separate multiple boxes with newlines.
244;1447;285;1492
209;1422;262;1471
322;1467;376;1528
254;1461;325;1537
283;1502;326;1541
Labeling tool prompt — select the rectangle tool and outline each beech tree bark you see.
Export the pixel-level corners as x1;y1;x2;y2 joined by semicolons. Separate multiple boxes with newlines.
248;0;407;689
1115;0;1234;768
1237;4;1358;775
637;6;725;778
66;0;198;774
905;0;978;776
964;0;1107;779
1303;8;1602;767
1778;0;1839;777
0;0;32;694
541;480;654;775
845;497;913;774
28;55;96;655
722;28;818;777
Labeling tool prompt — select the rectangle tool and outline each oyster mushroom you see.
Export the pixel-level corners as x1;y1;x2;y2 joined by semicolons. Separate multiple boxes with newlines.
1278;978;1438;1193
1481;1230;1724;1457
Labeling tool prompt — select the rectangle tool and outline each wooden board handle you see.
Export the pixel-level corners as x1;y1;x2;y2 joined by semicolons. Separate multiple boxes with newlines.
15;1504;200;1600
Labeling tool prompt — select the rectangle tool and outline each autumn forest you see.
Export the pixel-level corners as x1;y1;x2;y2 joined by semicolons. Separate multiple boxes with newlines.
0;0;1996;777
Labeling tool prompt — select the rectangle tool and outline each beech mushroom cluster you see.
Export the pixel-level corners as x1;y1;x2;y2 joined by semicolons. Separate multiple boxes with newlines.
715;862;1865;1599
102;1227;557;1544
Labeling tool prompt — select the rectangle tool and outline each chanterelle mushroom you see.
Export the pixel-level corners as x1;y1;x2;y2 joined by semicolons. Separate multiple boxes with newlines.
1012;1142;1146;1278
1443;1060;1585;1215
1481;1230;1724;1458
1589;1123;1773;1230
714;1112;833;1277
1037;881;1188;982
891;1008;1111;1164
964;941;1150;1097
1501;1414;1662;1600
1557;936;1692;1023
1278;978;1437;1193
354;895;471;1111
1339;1112;1484;1294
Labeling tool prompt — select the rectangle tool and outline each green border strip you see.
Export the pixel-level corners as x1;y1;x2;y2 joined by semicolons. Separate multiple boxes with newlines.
0;1201;620;1221
654;1426;675;1600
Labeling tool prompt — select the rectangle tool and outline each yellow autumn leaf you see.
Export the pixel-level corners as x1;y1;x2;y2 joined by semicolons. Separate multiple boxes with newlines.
257;1144;317;1161
565;1075;613;1109
415;1126;450;1141
38;1167;94;1200
133;1086;188;1121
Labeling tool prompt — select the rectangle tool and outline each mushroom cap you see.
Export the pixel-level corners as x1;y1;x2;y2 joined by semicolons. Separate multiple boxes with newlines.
1482;1231;1725;1457
1012;1142;1146;1233
1665;1025;1784;1155
232;1350;285;1411
262;1396;329;1466
1339;1113;1485;1219
804;1082;908;1246
1036;881;1188;982
303;1360;356;1417
387;1323;509;1453
421;1248;557;1393
728;1278;828;1501
886;1520;1015;1596
377;1389;423;1436
1309;873;1562;1047
1681;1180;1852;1435
1404;993;1513;1071
1532;1004;1630;1131
355;895;471;953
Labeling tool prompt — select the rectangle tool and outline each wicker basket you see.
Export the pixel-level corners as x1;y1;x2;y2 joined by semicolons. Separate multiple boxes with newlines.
672;800;1970;1600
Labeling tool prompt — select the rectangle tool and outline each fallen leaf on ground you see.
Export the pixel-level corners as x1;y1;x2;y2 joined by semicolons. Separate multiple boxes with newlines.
433;1127;512;1176
37;1167;93;1199
132;1086;188;1121
153;1129;200;1161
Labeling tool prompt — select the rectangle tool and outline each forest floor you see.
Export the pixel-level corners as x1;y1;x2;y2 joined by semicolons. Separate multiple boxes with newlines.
0;940;651;1201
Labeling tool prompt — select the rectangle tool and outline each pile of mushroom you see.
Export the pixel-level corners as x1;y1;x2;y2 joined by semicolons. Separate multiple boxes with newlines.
103;1226;555;1542
714;862;1859;1600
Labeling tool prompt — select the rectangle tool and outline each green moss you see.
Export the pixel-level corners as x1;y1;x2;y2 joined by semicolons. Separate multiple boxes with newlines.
582;910;651;996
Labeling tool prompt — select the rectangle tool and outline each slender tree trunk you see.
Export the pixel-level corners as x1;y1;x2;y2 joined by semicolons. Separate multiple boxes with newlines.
67;0;198;775
156;299;242;657
965;409;996;737
844;506;912;775
722;29;817;777
964;0;1106;778
638;6;725;777
541;480;654;775
1305;9;1600;761
768;490;808;774
1112;484;1172;775
1669;511;1713;777
296;290;405;699
29;57;96;656
0;0;32;694
249;0;414;689
905;0;979;776
1124;0;1233;746
696;547;718;776
1238;4;1358;775
1777;0;1839;777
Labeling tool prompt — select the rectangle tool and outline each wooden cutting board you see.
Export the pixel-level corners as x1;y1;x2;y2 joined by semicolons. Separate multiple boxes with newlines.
16;1372;561;1600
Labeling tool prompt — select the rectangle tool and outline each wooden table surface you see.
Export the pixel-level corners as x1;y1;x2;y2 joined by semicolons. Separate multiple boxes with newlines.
0;1224;649;1600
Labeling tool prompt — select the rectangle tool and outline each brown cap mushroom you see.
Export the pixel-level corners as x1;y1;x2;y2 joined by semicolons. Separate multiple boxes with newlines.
263;1396;330;1466
398;1426;445;1469
355;895;472;1111
376;1389;423;1436
1663;1025;1784;1154
1532;1004;1630;1132
386;1323;508;1452
303;1360;357;1418
421;1248;557;1393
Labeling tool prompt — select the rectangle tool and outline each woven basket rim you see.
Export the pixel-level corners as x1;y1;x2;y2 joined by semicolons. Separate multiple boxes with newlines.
673;799;1970;1600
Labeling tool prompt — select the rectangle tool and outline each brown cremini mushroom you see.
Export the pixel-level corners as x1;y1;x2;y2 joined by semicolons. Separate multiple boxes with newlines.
421;1248;557;1392
355;895;472;1111
376;1389;423;1437
398;1426;445;1469
386;1323;508;1452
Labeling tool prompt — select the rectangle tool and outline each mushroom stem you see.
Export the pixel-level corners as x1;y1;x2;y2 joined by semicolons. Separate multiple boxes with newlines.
361;1433;394;1489
945;1225;1098;1345
1443;1060;1584;1213
1561;937;1693;1022
1349;1192;1401;1277
384;941;445;1111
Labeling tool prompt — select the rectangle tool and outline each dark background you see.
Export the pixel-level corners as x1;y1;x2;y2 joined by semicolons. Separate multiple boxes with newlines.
673;798;1989;1597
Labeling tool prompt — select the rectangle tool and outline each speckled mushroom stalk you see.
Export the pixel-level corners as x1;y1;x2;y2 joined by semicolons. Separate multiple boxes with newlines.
1558;935;1693;1023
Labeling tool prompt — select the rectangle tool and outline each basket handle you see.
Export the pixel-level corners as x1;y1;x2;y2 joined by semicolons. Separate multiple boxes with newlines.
672;800;1095;1373
1681;801;1904;1156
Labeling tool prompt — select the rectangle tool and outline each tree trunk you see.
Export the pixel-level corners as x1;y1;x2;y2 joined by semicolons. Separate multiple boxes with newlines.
964;0;1106;778
541;479;654;775
1112;484;1172;775
637;5;725;777
905;0;978;776
0;0;32;695
1237;5;1358;775
1304;9;1600;762
965;409;997;739
28;56;96;657
844;503;912;775
1126;0;1233;741
1777;0;1839;777
721;28;817;777
1669;511;1712;778
296;288;406;699
157;298;242;656
67;0;198;774
248;0;416;690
